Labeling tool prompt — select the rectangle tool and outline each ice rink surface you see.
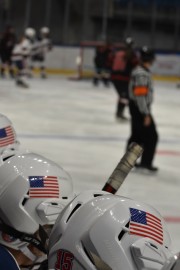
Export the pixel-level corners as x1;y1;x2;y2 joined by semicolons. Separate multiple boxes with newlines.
0;75;180;252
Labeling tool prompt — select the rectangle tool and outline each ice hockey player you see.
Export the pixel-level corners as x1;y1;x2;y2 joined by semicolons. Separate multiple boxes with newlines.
48;190;173;270
93;42;111;87
0;151;74;269
111;37;138;120
11;36;29;88
0;24;16;78
24;27;38;78
31;27;52;79
127;46;158;172
12;27;37;88
25;27;39;78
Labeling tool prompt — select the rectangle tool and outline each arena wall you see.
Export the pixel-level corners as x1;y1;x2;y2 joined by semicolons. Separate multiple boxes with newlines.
45;46;180;81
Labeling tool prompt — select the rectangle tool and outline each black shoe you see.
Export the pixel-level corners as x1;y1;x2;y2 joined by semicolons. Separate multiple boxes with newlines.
9;69;15;79
134;163;141;168
93;78;99;86
116;115;129;121
16;80;29;89
103;79;110;87
41;73;47;79
135;164;158;172
146;166;159;172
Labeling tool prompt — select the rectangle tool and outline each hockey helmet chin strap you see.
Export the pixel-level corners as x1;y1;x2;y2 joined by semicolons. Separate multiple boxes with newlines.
0;222;48;254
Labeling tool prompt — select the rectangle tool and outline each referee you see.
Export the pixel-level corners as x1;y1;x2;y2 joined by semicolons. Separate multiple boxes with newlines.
127;46;158;172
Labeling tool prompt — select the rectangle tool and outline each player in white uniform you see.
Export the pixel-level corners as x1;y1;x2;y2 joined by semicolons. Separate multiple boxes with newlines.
48;190;173;270
11;28;35;88
0;151;74;270
32;27;52;79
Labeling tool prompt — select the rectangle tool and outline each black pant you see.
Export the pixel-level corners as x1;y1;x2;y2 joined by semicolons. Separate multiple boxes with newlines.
112;80;129;117
127;102;158;167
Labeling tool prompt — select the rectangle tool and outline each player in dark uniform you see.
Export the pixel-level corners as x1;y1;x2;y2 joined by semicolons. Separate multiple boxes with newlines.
0;25;16;78
111;37;138;120
127;46;158;172
93;43;111;87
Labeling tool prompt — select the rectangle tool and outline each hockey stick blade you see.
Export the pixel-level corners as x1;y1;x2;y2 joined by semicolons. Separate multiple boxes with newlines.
102;142;143;194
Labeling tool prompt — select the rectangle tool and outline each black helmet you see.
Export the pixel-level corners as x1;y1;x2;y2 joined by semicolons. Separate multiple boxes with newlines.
140;46;155;63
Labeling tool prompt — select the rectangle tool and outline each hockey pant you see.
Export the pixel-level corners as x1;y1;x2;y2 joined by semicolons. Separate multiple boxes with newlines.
112;80;129;117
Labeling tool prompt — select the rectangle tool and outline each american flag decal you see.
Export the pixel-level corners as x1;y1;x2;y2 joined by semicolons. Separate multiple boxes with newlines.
29;176;59;198
0;126;15;147
129;208;163;245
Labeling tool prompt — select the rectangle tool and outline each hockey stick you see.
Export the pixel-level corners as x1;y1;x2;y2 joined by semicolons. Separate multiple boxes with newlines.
102;142;143;194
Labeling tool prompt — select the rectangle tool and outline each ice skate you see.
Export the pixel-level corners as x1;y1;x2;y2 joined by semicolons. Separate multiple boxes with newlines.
133;163;158;174
116;114;129;122
16;79;29;89
41;72;47;79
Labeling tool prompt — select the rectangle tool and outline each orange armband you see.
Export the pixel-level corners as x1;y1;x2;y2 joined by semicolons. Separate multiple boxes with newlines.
133;86;148;96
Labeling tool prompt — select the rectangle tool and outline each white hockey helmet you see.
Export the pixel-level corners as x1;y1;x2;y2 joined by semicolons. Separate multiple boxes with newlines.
161;253;180;270
40;26;50;35
0;152;74;255
0;113;20;160
48;192;173;270
25;27;36;39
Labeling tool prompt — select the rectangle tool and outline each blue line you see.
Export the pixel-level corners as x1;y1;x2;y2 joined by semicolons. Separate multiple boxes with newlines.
18;134;180;144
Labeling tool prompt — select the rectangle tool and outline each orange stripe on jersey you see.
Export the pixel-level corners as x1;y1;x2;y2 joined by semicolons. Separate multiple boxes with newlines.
133;86;148;96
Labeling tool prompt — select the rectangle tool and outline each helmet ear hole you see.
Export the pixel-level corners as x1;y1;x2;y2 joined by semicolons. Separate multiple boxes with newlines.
66;203;82;222
22;192;29;206
3;155;14;161
22;197;28;206
118;230;126;241
118;221;129;241
93;194;104;197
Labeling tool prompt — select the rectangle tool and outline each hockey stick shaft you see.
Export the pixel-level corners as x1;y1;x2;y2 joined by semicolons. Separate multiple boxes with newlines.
102;142;143;194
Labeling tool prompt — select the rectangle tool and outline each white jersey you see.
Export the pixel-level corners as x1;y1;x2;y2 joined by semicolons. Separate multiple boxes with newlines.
36;38;52;58
12;38;32;61
41;38;51;55
21;38;32;57
30;39;40;57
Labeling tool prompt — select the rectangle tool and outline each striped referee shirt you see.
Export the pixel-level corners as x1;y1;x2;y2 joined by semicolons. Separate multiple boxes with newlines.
129;65;153;115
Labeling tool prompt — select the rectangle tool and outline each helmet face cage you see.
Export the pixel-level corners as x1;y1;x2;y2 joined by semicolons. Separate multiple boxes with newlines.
0;152;74;251
48;193;173;270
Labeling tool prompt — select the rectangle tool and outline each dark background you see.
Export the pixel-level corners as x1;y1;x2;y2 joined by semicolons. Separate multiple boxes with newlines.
0;0;180;51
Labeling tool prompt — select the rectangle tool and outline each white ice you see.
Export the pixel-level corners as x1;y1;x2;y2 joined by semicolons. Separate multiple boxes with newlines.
0;75;180;253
